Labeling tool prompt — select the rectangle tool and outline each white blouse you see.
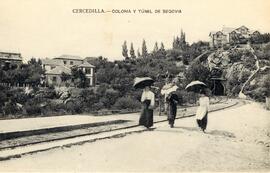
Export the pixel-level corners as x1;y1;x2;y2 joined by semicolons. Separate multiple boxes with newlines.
196;96;210;120
141;90;155;107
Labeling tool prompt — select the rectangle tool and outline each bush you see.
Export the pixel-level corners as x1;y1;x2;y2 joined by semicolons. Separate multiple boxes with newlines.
9;88;29;104
184;62;211;85
248;87;268;102
24;102;42;116
91;102;105;111
113;96;141;110
36;87;57;99
65;99;82;114
2;101;22;116
176;90;198;105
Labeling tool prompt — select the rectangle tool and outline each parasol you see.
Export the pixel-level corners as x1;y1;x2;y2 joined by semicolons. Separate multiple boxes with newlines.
185;81;207;92
161;84;178;95
133;77;154;89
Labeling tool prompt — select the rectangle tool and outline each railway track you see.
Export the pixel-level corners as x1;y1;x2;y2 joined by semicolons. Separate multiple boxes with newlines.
0;97;237;150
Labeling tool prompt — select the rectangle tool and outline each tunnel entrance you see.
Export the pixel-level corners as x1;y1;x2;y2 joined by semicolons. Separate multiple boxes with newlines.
211;78;226;96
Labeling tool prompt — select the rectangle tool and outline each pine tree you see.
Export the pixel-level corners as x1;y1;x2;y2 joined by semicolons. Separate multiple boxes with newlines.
173;37;176;49
137;48;141;58
180;29;186;45
172;29;187;50
130;42;136;59
153;42;159;53
160;42;165;51
160;42;166;57
142;39;148;58
122;41;128;59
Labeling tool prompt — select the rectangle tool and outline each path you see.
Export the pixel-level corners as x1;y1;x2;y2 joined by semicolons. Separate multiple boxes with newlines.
0;102;269;172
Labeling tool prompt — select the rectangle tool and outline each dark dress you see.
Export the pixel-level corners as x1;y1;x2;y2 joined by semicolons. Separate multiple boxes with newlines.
196;112;208;131
166;93;179;127
139;100;153;128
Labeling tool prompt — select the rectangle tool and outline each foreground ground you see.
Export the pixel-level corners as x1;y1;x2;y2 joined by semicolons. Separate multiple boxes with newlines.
0;102;269;172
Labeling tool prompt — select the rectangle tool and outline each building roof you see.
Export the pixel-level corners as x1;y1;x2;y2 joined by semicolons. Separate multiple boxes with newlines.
54;54;83;61
210;26;258;37
46;66;71;75
78;61;95;68
222;27;235;34
41;58;63;66
0;51;22;61
209;31;217;36
236;25;249;30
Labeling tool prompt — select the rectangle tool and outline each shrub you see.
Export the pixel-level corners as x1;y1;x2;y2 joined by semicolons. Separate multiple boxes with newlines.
65;99;82;114
184;62;211;85
248;87;268;102
9;88;29;104
176;90;198;105
113;96;141;110
36;87;57;99
24;101;42;116
2;101;22;116
91;102;105;111
41;100;66;116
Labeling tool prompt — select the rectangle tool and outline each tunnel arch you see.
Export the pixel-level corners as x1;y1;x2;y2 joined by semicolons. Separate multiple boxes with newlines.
211;79;225;96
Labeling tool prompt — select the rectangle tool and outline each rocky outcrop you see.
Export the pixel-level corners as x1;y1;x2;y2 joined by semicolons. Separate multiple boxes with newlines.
205;45;266;97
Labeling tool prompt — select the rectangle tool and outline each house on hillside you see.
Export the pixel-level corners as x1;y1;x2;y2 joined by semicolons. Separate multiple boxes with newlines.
42;55;95;87
0;51;23;67
53;54;84;67
45;66;72;86
77;61;95;86
209;26;261;47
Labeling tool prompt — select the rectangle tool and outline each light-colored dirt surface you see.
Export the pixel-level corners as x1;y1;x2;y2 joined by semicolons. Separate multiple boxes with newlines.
0;102;269;172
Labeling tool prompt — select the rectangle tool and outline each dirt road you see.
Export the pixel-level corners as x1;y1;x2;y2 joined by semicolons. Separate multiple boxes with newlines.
1;102;269;172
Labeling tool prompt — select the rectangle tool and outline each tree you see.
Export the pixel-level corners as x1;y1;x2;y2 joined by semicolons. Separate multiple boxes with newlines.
172;29;188;50
160;42;165;50
160;42;166;57
71;68;87;88
130;42;136;59
23;58;44;86
122;41;129;59
142;39;148;58
184;62;211;85
153;42;159;53
61;72;71;84
137;49;141;58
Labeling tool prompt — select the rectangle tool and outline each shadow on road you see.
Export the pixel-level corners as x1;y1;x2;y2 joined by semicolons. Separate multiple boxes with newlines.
206;130;236;138
170;126;236;138
155;129;184;134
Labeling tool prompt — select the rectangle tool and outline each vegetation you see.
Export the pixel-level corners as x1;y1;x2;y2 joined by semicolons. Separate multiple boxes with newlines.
1;30;270;118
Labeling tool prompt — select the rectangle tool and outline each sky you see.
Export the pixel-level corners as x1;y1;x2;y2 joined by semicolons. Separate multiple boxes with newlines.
0;0;270;61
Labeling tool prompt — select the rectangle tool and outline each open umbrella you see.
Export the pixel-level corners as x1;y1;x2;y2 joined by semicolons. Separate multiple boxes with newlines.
161;84;178;95
185;80;207;92
133;77;154;89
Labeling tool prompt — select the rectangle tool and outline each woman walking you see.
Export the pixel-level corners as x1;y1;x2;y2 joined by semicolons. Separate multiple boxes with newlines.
166;92;179;128
139;86;155;128
196;89;209;132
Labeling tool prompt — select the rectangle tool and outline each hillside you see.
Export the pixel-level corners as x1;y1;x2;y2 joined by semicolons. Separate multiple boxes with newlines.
195;43;270;100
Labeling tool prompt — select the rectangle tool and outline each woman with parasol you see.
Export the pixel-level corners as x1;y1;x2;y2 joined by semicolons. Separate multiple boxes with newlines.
134;77;155;129
165;85;179;128
162;83;179;128
185;81;209;132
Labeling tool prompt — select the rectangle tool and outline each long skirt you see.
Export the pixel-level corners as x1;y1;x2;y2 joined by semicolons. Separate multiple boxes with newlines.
139;107;153;128
196;112;208;131
167;104;177;126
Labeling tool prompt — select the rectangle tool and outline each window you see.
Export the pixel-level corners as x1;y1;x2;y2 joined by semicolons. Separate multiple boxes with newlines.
70;61;74;65
64;61;67;65
52;76;57;82
85;68;91;74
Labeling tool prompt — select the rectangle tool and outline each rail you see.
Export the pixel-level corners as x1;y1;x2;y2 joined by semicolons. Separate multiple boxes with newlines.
0;97;237;150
